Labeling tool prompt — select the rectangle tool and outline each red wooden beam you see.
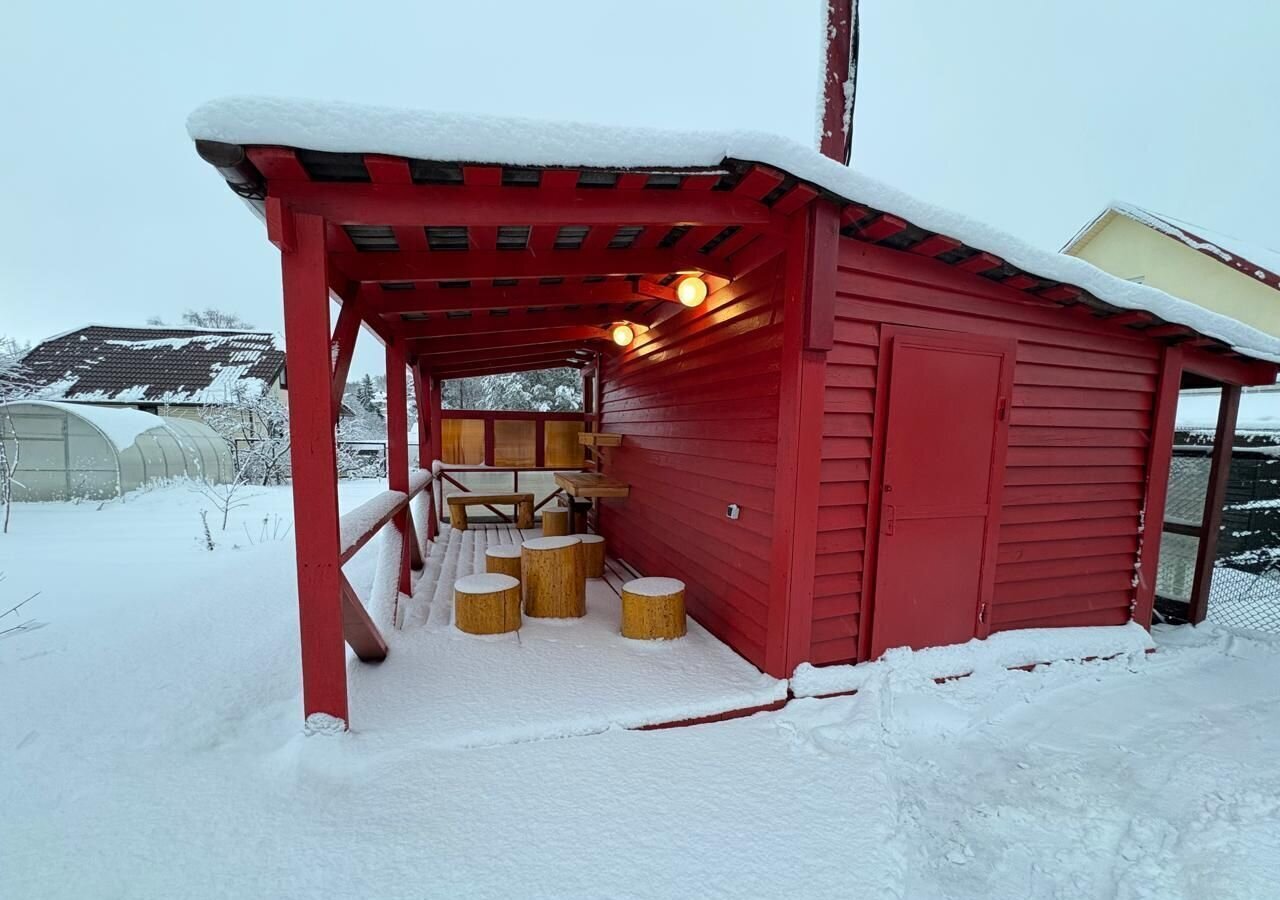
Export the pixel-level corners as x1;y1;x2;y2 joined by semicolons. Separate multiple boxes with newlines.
910;234;960;258
430;348;588;373
1001;274;1038;291
635;278;679;302
732;165;786;201
1182;345;1278;386
956;252;1003;274
1187;383;1241;624
340;574;389;662
361;280;651;314
1105;310;1155;327
436;358;587;380
416;340;599;366
771;183;819;216
768;206;830;675
385;339;412;597
405;325;613;353
329;301;362;424
1143;324;1194;339
857;214;907;242
280;210;349;727
1038;284;1082;303
1133;346;1183;629
396;306;656;340
269;180;778;228
364;155;429;252
331;248;734;283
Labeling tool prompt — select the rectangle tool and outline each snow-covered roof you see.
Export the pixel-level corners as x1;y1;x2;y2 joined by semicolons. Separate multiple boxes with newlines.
1065;203;1280;296
19;324;284;406
187;96;1280;364
1178;387;1280;434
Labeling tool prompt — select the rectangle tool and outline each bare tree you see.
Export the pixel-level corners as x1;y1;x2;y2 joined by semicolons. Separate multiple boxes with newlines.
147;309;256;330
199;384;292;485
0;336;33;533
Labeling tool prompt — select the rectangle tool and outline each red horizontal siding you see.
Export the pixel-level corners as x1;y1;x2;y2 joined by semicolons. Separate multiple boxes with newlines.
598;260;786;669
813;239;1158;662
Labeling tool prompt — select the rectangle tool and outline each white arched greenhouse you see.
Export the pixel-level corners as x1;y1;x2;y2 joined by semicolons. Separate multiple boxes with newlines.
0;401;232;501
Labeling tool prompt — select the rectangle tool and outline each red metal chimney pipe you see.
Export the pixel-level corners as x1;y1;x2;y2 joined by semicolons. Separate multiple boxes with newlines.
818;0;859;165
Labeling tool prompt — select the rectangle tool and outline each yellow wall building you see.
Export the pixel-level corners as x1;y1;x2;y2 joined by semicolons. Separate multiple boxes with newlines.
1063;204;1280;338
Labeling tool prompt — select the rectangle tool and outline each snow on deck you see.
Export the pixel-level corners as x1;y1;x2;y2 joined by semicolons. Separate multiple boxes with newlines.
347;522;786;748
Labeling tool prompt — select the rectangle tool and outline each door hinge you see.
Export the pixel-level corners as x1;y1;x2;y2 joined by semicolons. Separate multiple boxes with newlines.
997;396;1009;421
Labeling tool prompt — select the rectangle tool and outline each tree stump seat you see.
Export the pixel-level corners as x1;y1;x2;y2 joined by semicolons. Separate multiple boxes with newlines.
446;492;534;530
576;533;606;578
484;544;522;580
541;508;571;537
521;535;585;618
621;577;687;640
454;573;522;635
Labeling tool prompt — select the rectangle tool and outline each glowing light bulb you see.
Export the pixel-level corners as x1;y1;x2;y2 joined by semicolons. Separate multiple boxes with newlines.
676;274;708;307
611;323;635;346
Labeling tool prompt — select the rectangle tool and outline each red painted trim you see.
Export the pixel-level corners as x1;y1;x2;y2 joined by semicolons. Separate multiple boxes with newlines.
632;698;788;731
270;179;777;228
766;208;830;676
804;202;840;352
1132;345;1183;628
398;306;655;339
280;210;348;727
333;248;734;283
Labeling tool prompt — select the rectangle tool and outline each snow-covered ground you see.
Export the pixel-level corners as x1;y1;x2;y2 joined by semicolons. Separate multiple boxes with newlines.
3;483;1280;899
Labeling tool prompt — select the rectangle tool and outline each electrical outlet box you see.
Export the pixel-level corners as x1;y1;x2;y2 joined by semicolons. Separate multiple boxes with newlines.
726;503;741;520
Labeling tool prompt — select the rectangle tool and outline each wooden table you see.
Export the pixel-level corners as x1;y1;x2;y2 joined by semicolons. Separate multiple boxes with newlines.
554;472;630;499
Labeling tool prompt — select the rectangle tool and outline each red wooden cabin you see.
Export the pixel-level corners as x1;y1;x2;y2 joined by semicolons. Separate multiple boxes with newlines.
189;96;1278;728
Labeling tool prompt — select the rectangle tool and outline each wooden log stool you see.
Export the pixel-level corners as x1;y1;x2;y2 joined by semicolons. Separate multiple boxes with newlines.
541;508;570;537
558;493;592;533
621;577;687;640
454;573;522;635
521;535;585;618
577;533;606;579
484;544;522;581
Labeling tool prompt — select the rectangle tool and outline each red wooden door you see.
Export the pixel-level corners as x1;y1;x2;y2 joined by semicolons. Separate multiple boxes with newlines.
868;329;1014;658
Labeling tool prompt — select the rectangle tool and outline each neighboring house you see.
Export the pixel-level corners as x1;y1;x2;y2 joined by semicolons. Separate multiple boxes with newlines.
18;325;286;427
1063;203;1280;338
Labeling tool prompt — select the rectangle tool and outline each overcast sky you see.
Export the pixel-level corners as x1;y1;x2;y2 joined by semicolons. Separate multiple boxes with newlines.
4;0;1277;377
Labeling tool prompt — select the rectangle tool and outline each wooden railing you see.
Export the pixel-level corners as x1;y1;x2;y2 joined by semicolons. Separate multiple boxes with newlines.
434;464;577;525
335;469;432;658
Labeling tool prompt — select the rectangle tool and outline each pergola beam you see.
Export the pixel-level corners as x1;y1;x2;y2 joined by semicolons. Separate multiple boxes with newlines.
405;325;613;353
435;356;589;379
396;306;652;340
272;180;778;228
331;249;734;283
361;280;659;314
415;340;598;368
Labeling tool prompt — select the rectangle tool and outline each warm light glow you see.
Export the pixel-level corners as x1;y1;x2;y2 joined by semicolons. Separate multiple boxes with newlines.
611;323;635;346
676;274;708;307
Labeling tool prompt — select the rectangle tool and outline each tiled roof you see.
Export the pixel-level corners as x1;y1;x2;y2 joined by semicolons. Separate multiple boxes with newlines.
21;325;284;405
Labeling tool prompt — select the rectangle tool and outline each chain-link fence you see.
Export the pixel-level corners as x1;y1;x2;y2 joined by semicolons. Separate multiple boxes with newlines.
1161;443;1280;633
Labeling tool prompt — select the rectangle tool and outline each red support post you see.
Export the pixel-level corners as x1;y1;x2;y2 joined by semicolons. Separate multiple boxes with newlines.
385;340;412;596
819;1;858;164
280;210;349;727
1187;383;1241;624
766;203;833;677
483;416;496;467
1133;346;1183;628
427;371;443;540
411;361;429;471
329;301;361;424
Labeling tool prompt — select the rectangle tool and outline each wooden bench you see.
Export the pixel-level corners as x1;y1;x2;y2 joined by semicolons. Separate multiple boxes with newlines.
446;492;535;530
